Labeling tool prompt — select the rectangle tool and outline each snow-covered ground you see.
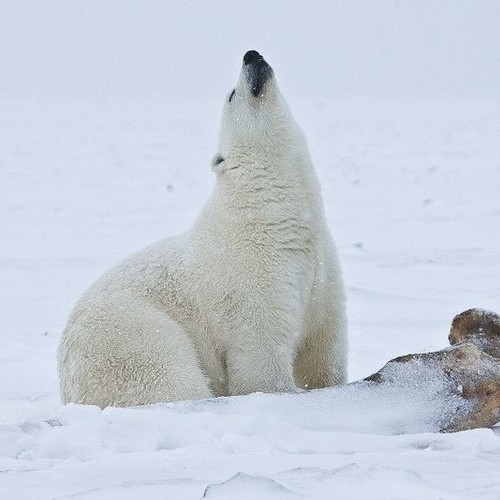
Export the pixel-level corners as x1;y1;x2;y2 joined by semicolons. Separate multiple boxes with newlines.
1;95;499;499
2;2;500;498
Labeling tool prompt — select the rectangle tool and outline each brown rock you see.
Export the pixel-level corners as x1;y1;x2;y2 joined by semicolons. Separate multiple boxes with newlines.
449;308;500;359
363;313;500;432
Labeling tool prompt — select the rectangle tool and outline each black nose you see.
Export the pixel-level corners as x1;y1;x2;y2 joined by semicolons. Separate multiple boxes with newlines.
244;50;261;65
242;50;273;97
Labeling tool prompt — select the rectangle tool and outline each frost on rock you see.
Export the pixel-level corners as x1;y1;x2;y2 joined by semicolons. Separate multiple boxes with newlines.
362;341;500;433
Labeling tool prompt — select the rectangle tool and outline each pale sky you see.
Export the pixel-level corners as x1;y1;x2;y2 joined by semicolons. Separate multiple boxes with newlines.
2;0;500;99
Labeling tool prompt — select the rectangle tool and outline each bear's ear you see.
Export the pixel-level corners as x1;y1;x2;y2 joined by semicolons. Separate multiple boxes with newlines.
211;154;226;173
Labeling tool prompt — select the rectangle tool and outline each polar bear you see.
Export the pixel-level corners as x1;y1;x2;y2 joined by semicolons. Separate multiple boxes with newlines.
58;50;347;407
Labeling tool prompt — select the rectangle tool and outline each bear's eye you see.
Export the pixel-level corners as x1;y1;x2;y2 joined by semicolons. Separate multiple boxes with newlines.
213;155;225;166
228;89;236;103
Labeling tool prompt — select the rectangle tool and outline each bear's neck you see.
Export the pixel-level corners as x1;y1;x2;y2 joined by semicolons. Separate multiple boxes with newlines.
204;150;325;232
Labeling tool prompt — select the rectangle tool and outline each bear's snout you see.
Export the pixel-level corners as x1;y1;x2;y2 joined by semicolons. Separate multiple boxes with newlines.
242;50;273;97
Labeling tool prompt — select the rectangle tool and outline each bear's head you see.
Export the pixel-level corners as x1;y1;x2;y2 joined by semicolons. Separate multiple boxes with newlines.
212;50;305;173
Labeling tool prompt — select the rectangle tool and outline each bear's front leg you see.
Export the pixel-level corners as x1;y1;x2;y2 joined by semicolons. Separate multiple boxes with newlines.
224;319;300;395
294;305;348;389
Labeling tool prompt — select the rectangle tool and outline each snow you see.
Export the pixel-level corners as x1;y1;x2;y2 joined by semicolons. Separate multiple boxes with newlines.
2;2;500;499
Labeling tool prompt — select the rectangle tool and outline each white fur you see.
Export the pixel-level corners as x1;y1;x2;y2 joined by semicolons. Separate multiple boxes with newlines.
58;54;348;407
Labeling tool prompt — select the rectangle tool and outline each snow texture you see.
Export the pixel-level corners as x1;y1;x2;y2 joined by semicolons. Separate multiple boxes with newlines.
1;1;500;499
